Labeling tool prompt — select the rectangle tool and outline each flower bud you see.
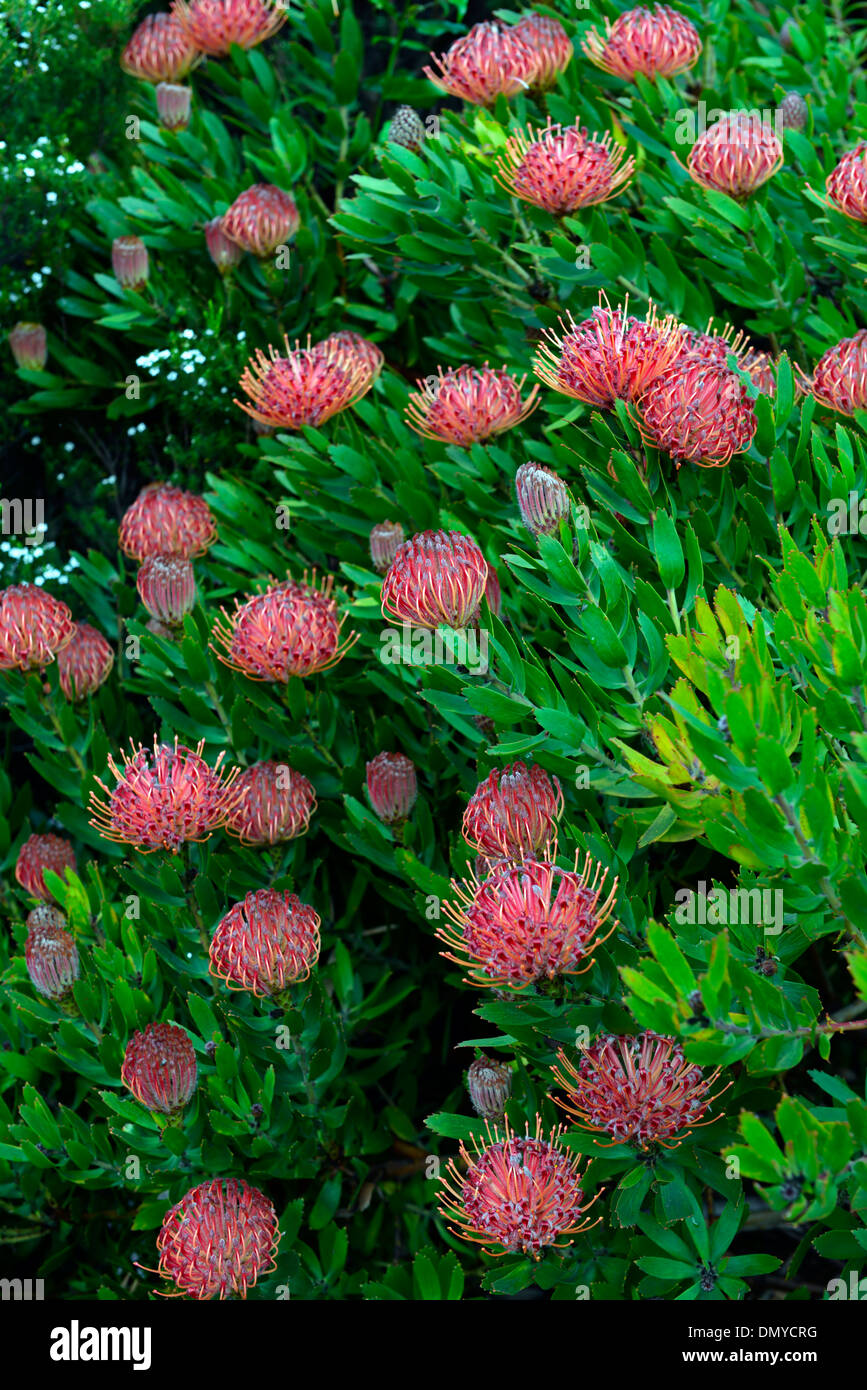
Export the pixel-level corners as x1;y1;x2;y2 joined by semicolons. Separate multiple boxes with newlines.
25;913;80;1002
365;751;418;825
156;81;192;131
515;462;572;536
121;1022;198;1117
112;235;150;291
467;1054;512;1119
204;216;245;272
369;521;405;574
8;322;47;370
136;556;197;626
388;105;426;152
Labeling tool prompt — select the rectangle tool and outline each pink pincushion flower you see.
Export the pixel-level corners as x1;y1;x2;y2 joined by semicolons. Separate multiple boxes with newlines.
513;13;573;92
89;736;239;853
675;320;776;397
582;5;702;82
136;556;197;626
495;123;634;215
405;364;539;446
424;21;537;107
314;331;384;390
0;584;74;671
365;751;418;825
462;761;564;860
225;760;317;845
119;483;217;561
209;888;321;997
171;0;286;56
820;141;867;222
121;12;200;83
221;184;300;258
535;296;684;408
25;914;80;1002
381;530;488;630
16;833;77;901
636;357;757;466
236;335;374;429
155;1178;279;1300
795;330;867;415
121;1022;198;1117
57;622;114;700
212;571;356;681
686;113;783;199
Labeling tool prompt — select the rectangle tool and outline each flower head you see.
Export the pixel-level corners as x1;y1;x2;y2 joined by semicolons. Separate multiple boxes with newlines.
439;1115;598;1257
121;12;200;82
121;1023;198;1117
582;4;702;82
550;1031;726;1148
119;483;217;561
821;141;867;222
796;330;867;415
462;760;564;860
226;760;316;844
171;0;286;55
405;364;539;446
155;1178;279;1299
466;1054;512;1120
513;13;573;92
16;833;77;901
535;296;684;408
221;184;299;258
424;21;537;107
89;736;239;853
9;322;47;370
365;751;418;825
439;848;618;991
0;584;74;671
675;319;776;397
156;81;192;131
112;236;150;290
209;889;321;997
369;520;405;574
495;122;634;215
57;621;114;700
25;913;80;1002
515;462;573;536
204;216;245;272
136;556;197;626
381;530;488;630
236;335;374;429
636;357;758;467
212;571;357;681
314;331;384;389
686;113;783;199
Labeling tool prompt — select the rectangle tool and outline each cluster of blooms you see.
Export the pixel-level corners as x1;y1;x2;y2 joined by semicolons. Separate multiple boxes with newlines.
425;15;572;108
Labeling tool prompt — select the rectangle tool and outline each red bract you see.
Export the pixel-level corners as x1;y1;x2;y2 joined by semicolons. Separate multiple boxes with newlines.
16;833;77;901
209;888;321;997
369;520;405;574
686;114;783;198
515;462;573;536
636;357;757;467
535;296;684;408
821;142;867;222
136;556;197;626
118;482;217;562
8;321;47;370
226;760;317;845
424;21;537;107
120;12;200;82
204;216;244;272
212;571;356;681
89;736;239;853
381;530;488;630
112;236;150;290
221;184;300;258
121;1023;198;1117
156;81;192;131
0;583;74;671
796;331;867;415
550;1032;726;1149
439;849;619;991
513;14;573;92
25;913;80;1002
462;760;564;860
495;123;634;215
466;1054;512;1120
365;751;418;825
171;0;286;55
439;1116;599;1257
582;4;702;81
155;1178;279;1299
57;621;114;700
405;364;539;446
236;335;374;429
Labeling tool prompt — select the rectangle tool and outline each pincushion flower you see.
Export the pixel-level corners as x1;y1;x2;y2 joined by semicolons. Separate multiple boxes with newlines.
209;888;321;997
155;1178;279;1300
136;556;197;626
57;622;115;700
236;335;374;429
366;751;418;825
112;236;150;290
156;82;192;131
686;113;783;199
212;571;357;681
439;1116;599;1257
89;736;239;853
535;296;684;408
467;1055;512;1120
381;531;488;630
118;483;217;562
226;760;317;845
820;141;867;222
636;357;757;467
8;322;47;370
550;1032;726;1149
314;331;385;390
462;760;564;860
221;184;300;258
424;21;537;107
495;123;634;215
16;834;77;901
369;521;405;574
204;216;244;272
25;914;80;1003
675;320;776;397
120;12;200;83
405;365;539;446
121;1023;198;1118
439;849;619;990
513;14;573;92
795;331;867;415
0;584;74;671
515;462;573;536
581;4;702;82
171;0;286;56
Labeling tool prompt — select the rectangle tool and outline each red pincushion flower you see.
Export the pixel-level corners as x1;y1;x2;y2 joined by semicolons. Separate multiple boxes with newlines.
221;184;300;258
820;141;867;222
236;335;374;429
439;849;618;991
212;571;357;681
796;330;867;415
119;483;217;562
550;1032;726;1149
365;751;418;825
582;4;702;82
121;12;200;83
439;1116;599;1258
8;322;47;370
424;21;537;107
155;1178;279;1300
112;236;150;290
381;530;488;630
515;463;573;536
156;81;192;132
405;364;539;446
136;556;197;626
171;0;286;56
314;331;384;389
675;320;776;397
57;621;114;700
369;521;405;574
636;357;757;467
25;913;80;1002
16;833;77;901
204;216;244;272
89;736;239;854
466;1055;512;1120
495;123;635;215
686;113;783;199
121;1022;198;1117
535;296;684;408
0;583;74;671
226;760;317;845
462;760;564;860
513;14;573;92
209;888;321;997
